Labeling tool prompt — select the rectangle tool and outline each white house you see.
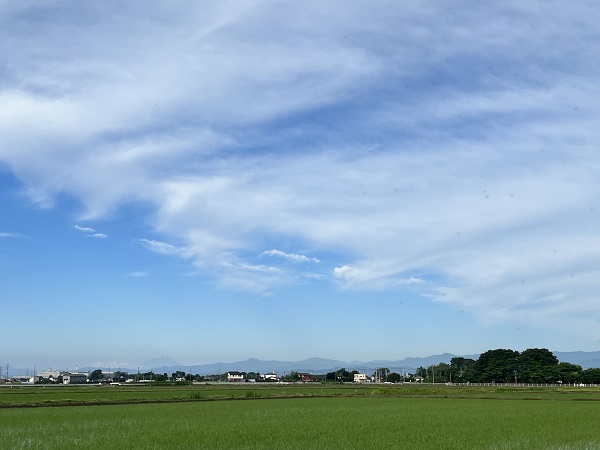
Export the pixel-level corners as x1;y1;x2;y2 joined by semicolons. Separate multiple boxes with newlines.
354;373;368;383
226;371;245;382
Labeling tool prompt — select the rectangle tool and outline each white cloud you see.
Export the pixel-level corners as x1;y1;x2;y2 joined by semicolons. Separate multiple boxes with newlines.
89;233;108;239
215;260;287;295
334;264;427;291
0;232;23;238
74;225;95;233
139;239;193;259
2;1;600;339
127;271;149;278
261;249;320;263
334;266;355;281
75;225;107;238
401;277;425;285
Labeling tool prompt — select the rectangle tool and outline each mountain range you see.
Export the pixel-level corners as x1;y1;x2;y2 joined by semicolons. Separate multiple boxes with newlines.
130;354;475;375
129;351;600;376
9;351;600;377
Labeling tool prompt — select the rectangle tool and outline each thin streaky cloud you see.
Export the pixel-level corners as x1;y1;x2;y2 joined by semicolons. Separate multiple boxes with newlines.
0;232;23;238
127;271;149;278
89;233;108;239
139;238;193;259
74;225;95;233
261;249;320;263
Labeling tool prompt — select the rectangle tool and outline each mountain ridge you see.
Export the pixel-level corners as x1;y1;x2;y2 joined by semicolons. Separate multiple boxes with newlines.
10;351;600;376
131;351;600;375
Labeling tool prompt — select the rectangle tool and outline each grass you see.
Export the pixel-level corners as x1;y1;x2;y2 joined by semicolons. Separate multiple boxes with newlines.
2;396;600;449
2;383;600;407
1;384;600;449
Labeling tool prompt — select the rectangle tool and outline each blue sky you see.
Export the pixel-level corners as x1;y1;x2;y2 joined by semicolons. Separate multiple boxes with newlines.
2;0;600;370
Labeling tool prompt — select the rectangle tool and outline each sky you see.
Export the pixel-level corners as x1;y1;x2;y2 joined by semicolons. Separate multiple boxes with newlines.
2;0;600;371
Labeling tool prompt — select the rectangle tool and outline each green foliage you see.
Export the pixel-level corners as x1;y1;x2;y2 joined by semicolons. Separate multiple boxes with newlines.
370;388;394;395
474;349;520;383
325;368;352;382
580;368;600;384
518;348;560;383
189;391;203;400
112;371;127;382
281;372;301;382
556;362;582;384
386;372;402;383
245;390;261;398
171;371;186;381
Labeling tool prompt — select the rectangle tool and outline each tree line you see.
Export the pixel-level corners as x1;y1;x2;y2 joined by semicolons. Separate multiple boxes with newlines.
415;348;600;384
323;349;600;385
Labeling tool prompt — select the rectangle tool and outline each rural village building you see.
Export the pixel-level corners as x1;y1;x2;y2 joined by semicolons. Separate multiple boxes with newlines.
63;372;88;384
226;371;245;382
354;373;368;383
297;372;312;382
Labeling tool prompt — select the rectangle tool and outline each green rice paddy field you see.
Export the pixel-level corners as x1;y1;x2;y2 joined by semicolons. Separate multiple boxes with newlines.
1;384;599;449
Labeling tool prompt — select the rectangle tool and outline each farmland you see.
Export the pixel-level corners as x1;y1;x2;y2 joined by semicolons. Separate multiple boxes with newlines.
1;384;599;449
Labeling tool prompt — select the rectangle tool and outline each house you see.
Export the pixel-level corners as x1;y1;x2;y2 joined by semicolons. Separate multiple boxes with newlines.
263;372;278;381
297;372;312;382
226;371;245;382
354;373;368;383
37;369;61;383
63;372;88;384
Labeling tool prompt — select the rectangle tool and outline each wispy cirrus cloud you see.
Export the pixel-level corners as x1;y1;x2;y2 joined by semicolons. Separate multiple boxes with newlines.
0;232;24;238
74;225;107;238
127;271;149;278
261;249;320;263
74;225;95;233
2;0;600;342
139;239;193;259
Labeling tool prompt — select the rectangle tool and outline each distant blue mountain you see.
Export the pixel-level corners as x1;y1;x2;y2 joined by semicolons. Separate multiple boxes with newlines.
144;353;477;375
140;356;181;369
11;350;600;376
143;351;600;375
553;351;600;369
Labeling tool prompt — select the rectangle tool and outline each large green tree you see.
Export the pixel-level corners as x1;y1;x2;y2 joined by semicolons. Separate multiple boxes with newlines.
450;357;477;382
517;348;559;383
387;372;402;383
90;369;103;381
580;368;600;384
555;362;582;384
473;349;519;382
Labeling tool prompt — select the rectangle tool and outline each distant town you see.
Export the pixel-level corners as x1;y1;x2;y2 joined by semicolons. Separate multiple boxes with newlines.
1;368;396;385
2;349;600;386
